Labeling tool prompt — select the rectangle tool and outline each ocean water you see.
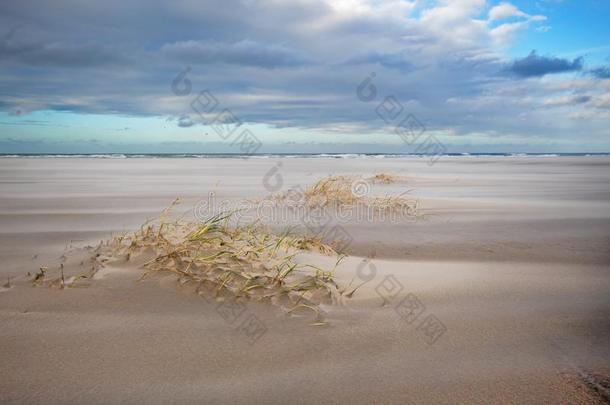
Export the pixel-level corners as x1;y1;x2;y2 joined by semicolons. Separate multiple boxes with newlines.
1;153;609;159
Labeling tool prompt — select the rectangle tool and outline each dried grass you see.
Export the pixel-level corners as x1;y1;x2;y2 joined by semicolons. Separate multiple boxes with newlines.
277;174;418;217
36;174;417;322
371;173;398;184
77;200;346;322
303;175;361;207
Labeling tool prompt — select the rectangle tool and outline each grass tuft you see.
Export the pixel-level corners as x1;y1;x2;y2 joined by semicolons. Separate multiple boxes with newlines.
82;202;346;321
275;174;417;217
37;174;418;322
370;173;398;184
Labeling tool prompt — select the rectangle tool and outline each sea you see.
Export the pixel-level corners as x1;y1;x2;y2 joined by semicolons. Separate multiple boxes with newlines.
1;153;609;159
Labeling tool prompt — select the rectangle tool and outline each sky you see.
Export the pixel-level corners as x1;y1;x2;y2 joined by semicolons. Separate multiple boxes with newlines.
1;0;610;154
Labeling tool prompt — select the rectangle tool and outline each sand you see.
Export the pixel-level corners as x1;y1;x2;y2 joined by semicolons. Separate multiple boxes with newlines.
1;156;609;404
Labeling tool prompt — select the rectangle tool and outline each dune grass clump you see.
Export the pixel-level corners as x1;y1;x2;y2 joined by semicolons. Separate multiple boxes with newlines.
275;174;418;218
371;173;398;184
303;175;362;207
88;201;346;322
35;173;418;322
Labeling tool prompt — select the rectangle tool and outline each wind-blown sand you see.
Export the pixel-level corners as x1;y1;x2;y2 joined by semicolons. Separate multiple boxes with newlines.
1;156;609;404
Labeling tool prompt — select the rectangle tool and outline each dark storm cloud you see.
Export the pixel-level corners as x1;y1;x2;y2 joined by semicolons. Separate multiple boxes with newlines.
572;95;592;103
0;39;128;67
177;116;195;128
508;50;583;77
589;66;610;79
346;52;416;73
161;40;311;68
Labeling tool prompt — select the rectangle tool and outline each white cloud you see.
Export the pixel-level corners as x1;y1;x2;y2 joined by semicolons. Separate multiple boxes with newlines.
490;21;529;45
591;93;610;109
485;2;547;45
488;3;527;21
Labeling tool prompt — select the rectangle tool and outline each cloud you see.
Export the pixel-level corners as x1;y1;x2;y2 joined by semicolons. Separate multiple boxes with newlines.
488;3;527;21
508;51;583;77
487;3;547;46
0;36;128;67
591;94;610;109
345;51;416;72
490;21;530;45
161;39;311;68
177;116;195;127
2;43;127;68
543;94;591;107
2;0;609;151
589;66;610;79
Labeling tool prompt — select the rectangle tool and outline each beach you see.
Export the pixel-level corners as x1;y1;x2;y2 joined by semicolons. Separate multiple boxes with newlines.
1;156;609;404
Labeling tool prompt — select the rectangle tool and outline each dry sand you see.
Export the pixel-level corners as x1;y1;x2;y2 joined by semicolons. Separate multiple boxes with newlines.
1;156;609;404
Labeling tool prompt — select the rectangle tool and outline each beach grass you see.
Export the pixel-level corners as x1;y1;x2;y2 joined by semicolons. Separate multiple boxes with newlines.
77;199;348;322
36;173;414;322
274;173;418;217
